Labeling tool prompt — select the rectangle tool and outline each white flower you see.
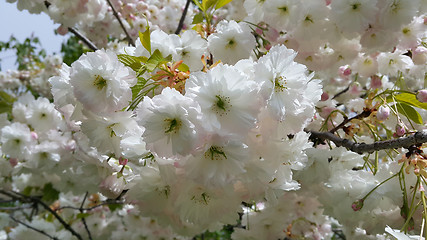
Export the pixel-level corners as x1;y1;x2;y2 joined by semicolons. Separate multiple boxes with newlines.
180;134;249;187
70;49;137;114
254;45;321;126
207;20;256;65
136;87;204;158
26;97;64;132
377;51;413;76
176;30;207;71
81;111;140;157
378;0;420;31
185;64;261;135
330;0;378;33
262;0;300;31
0;122;33;159
49;63;76;108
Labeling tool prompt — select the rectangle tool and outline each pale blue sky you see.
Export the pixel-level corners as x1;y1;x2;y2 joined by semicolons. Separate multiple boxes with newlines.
0;1;66;70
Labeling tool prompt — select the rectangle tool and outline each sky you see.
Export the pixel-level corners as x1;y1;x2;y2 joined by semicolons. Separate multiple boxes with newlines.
0;1;66;70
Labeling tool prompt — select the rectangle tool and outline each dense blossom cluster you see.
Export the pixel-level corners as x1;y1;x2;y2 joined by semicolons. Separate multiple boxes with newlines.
0;0;427;239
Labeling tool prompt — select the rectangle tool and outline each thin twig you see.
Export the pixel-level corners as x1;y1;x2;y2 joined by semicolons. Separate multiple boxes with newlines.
0;190;83;240
106;0;135;46
57;200;124;211
329;108;373;134
308;130;427;154
175;0;192;34
68;27;98;51
10;215;59;240
80;192;93;240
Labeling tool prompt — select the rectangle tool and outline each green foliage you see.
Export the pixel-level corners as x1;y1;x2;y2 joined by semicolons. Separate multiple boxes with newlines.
0;91;16;115
61;36;87;66
0;35;46;71
395;102;423;125
139;25;151;54
42;183;60;203
193;224;234;240
392;92;427;111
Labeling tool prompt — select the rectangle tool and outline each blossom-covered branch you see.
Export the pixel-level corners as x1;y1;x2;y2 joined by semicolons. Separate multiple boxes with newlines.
0;190;83;240
308;130;427;154
106;0;134;46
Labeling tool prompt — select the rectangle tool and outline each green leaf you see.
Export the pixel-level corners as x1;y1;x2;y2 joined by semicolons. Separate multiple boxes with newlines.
76;213;91;219
131;77;149;100
192;0;204;11
42;183;60;203
203;0;217;11
215;0;233;9
395;102;423;125
192;12;204;24
177;63;189;72
392;92;427;111
139;26;151;54
146;49;172;72
117;54;147;72
107;203;123;212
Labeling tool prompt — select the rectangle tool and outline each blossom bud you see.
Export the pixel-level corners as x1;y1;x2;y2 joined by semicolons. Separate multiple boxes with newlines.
57;25;68;35
395;123;406;137
416;90;427;103
370;75;382;89
339;65;352;77
376;105;390;121
412;47;427;65
351;199;364;211
321;92;329;101
9;158;18;167
119;157;128;166
99;175;125;199
30;131;38;140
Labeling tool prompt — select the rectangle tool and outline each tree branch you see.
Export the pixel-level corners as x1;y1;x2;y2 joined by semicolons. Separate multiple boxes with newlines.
308;130;427;154
106;0;135;46
10;215;59;240
0;190;83;240
329;108;373;134
175;0;192;34
79;192;93;240
68;27;98;51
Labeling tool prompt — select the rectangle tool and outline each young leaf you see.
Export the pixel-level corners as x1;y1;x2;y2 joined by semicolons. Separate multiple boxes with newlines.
215;0;233;9
139;25;151;54
203;0;217;11
192;0;204;11
393;92;427;111
42;183;60;202
192;12;204;24
117;54;147;72
131;77;149;100
395;102;423;125
0;91;16;114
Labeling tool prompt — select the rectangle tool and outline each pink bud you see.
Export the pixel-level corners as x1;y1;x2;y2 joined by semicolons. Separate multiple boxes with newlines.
255;28;263;35
376;105;390;121
370;75;382;89
339;65;352;77
57;25;69;35
417;89;427;103
395;123;406;137
9;158;18;167
119;157;128;166
30;131;38;140
321;92;329;101
352;199;364;211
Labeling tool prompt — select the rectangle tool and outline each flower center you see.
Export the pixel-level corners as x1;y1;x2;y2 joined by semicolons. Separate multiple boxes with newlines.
351;3;361;11
93;75;107;90
274;75;288;92
213;95;231;116
204;146;227;161
164;118;181;134
191;192;210;205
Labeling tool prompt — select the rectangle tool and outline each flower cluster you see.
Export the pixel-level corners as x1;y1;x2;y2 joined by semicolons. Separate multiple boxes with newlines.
1;0;427;239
